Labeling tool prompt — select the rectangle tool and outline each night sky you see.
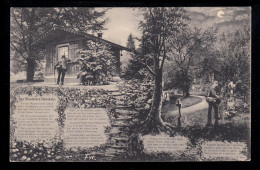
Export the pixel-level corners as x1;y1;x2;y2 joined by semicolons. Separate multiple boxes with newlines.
100;7;251;47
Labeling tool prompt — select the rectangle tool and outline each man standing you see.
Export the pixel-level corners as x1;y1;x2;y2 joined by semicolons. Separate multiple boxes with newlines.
206;81;221;126
55;55;71;85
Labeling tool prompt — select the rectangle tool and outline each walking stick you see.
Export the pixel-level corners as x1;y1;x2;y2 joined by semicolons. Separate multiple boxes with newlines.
54;67;56;84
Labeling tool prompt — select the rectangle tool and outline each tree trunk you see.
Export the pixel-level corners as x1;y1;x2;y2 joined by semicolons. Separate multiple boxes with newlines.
26;9;36;82
182;79;190;97
26;57;36;82
184;88;190;97
146;69;164;125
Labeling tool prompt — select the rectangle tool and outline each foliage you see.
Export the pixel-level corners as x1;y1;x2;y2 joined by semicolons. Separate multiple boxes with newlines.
123;51;153;80
201;27;251;115
210;28;250;85
10;8;108;81
117;78;154;110
10;51;27;74
138;7;189;75
164;26;218;96
123;33;155;80
75;41;117;85
123;34;146;79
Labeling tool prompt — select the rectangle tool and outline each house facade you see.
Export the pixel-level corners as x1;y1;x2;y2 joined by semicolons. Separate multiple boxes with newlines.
33;26;129;83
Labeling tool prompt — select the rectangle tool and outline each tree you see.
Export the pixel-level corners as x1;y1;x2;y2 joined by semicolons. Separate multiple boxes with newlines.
123;34;139;78
207;27;250;99
167;26;218;97
126;34;136;51
10;8;108;81
75;41;116;85
124;33;153;79
10;51;26;74
132;7;189;134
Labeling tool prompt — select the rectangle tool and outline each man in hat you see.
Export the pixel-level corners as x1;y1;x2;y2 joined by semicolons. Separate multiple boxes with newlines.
55;55;71;85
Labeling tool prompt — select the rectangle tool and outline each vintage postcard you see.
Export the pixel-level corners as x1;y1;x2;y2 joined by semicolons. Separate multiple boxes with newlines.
10;7;251;162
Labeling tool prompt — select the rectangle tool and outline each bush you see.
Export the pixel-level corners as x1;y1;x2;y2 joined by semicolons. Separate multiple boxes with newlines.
75;41;117;86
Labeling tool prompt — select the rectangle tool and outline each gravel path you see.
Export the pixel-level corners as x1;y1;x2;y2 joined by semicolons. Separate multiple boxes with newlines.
167;96;208;117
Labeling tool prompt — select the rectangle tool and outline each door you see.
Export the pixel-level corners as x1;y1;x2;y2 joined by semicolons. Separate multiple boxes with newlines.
58;46;69;60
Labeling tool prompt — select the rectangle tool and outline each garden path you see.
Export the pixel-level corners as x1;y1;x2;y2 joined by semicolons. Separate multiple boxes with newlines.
166;96;208;117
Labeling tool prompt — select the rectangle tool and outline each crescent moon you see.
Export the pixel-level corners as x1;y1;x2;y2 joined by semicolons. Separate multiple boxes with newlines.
217;10;224;18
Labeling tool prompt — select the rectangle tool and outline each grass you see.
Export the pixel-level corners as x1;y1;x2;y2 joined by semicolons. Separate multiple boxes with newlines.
128;107;250;161
164;107;250;142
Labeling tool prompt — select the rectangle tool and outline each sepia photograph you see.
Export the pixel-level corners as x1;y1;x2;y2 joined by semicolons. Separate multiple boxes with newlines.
9;7;251;162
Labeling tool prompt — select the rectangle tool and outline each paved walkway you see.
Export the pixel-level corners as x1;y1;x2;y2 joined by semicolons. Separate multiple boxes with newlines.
29;77;123;92
31;82;119;91
167;96;208;117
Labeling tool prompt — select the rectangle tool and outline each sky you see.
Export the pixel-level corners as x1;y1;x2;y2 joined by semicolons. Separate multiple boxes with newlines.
101;8;143;47
99;7;251;48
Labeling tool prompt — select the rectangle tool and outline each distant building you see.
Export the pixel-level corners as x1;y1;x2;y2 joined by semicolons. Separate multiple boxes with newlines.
33;26;130;83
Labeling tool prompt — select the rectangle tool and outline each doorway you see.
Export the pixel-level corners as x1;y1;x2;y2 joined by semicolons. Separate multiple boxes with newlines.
58;45;69;60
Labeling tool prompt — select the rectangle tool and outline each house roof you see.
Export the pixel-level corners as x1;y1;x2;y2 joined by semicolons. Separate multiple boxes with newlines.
32;25;130;51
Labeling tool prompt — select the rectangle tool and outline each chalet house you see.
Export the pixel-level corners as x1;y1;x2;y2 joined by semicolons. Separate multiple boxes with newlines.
33;26;129;83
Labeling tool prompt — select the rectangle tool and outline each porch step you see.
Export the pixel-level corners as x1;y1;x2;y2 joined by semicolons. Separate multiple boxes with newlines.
45;76;122;84
110;76;121;82
44;76;80;84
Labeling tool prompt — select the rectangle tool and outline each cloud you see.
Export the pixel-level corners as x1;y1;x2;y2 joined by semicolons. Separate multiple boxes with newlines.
232;9;251;20
188;11;216;24
186;7;251;32
100;7;251;47
215;19;250;28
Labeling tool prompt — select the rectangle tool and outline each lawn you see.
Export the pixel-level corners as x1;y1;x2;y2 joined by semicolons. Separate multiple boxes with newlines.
164;107;250;143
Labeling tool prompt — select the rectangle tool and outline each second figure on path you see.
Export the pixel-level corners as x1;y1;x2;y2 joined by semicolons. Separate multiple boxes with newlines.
206;81;221;126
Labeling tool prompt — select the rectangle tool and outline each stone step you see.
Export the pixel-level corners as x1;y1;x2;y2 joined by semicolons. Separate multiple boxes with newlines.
115;109;139;115
108;127;121;134
108;127;128;136
109;92;123;96
112;119;132;125
110;76;121;82
112;117;132;122
111;122;128;127
115;103;126;107
112;137;128;142
84;152;115;160
108;133;128;139
113;94;125;97
115;106;140;111
113;114;133;120
107;145;127;149
115;101;126;106
105;148;126;155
